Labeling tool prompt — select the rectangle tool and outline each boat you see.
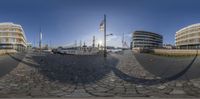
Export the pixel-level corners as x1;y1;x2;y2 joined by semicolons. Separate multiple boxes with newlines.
55;46;99;55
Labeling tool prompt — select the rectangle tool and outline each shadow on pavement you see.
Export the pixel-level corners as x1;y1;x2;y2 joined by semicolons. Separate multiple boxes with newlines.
8;50;198;86
134;51;200;80
8;53;37;68
33;54;119;84
0;53;26;77
110;50;198;85
9;53;119;84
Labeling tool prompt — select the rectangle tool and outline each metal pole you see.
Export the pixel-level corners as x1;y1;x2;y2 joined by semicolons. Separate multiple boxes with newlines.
122;33;123;48
80;40;82;47
39;28;42;52
104;14;107;57
93;36;95;48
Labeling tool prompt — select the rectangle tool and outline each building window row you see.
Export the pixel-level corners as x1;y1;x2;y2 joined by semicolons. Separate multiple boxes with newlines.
0;28;22;32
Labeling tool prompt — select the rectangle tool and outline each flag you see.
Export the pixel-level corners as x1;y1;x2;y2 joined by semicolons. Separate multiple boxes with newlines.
99;20;104;32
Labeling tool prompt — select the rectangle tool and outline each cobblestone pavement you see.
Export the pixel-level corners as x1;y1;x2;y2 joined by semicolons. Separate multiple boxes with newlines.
0;50;200;98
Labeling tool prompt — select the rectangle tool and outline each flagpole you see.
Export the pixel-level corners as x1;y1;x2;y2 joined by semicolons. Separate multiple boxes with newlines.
39;27;42;52
104;14;107;57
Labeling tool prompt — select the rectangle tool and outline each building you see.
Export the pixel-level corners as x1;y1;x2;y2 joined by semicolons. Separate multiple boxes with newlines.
163;44;175;49
176;23;200;49
132;31;163;49
130;41;133;49
27;43;32;49
0;22;27;51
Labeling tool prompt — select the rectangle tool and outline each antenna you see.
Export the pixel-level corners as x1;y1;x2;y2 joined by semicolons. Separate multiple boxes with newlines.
122;33;124;48
39;27;42;50
93;36;95;47
75;40;77;47
84;41;86;46
80;40;82;47
122;33;129;48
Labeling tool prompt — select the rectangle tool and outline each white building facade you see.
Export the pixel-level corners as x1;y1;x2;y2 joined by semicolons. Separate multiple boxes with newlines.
176;23;200;49
0;22;27;51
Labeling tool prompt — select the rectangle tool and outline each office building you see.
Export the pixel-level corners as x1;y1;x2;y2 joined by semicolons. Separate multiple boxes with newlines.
176;23;200;49
132;31;163;49
0;22;27;51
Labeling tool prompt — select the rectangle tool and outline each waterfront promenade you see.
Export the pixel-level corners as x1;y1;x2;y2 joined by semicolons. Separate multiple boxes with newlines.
0;50;200;97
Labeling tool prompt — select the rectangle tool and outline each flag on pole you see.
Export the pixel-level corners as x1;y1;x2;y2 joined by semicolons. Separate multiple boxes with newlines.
99;20;104;32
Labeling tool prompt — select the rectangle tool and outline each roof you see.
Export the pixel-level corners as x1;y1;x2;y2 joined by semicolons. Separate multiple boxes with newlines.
176;23;200;34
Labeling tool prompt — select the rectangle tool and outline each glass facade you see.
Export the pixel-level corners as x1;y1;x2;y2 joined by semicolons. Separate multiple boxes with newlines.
132;31;163;49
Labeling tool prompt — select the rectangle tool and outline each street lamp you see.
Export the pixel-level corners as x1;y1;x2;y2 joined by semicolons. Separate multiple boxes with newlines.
105;33;113;57
106;33;113;36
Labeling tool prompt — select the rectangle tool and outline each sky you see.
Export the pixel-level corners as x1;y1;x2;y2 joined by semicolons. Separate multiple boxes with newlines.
0;0;200;47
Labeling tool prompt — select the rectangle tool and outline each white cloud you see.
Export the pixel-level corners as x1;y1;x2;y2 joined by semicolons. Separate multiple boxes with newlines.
107;35;122;47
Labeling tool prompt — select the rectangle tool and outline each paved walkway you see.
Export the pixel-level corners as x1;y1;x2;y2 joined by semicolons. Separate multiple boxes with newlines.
0;53;25;77
0;50;199;98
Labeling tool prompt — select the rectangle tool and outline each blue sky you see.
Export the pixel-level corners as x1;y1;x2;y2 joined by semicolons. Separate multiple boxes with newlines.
0;0;200;47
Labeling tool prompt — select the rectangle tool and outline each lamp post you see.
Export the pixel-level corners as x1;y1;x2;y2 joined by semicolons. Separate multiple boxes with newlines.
106;33;113;36
103;15;107;57
102;15;113;57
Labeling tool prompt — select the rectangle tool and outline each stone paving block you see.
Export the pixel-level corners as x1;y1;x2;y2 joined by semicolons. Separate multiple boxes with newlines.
0;50;200;98
30;88;43;97
170;89;186;95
